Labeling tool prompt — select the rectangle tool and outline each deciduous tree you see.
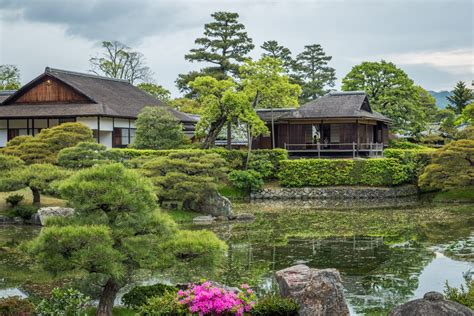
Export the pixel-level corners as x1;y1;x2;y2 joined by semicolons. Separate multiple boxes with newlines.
90;41;152;84
137;83;171;103
132;106;187;150
0;64;21;90
169;98;203;114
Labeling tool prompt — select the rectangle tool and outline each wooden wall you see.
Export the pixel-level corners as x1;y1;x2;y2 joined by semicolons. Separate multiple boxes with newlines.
13;76;89;104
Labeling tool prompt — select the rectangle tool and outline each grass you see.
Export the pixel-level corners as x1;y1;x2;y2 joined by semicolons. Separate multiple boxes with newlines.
0;188;66;214
433;187;474;203
218;185;247;200
163;208;201;223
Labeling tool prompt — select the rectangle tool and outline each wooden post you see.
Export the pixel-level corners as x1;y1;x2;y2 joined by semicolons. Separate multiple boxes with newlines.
352;142;356;158
97;116;100;144
32;119;35;136
356;120;360;157
317;142;320;158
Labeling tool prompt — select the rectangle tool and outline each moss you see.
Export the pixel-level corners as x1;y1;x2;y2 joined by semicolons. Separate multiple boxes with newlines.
164;209;201;223
433;187;474;203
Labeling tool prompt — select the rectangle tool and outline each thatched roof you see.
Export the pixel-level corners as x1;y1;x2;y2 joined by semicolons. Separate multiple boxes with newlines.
0;67;197;123
257;91;390;123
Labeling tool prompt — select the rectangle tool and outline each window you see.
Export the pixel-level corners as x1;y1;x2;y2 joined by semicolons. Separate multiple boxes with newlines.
7;129;28;141
113;128;131;147
330;124;340;143
130;128;136;144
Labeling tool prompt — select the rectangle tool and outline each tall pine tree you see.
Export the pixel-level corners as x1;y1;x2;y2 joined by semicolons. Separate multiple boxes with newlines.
261;40;294;72
447;81;473;114
293;44;336;103
176;11;254;96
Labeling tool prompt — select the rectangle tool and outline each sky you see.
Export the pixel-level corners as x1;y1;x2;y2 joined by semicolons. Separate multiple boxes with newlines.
0;0;472;97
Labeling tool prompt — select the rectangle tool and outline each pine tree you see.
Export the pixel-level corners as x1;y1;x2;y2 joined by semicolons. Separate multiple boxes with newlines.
447;81;473;114
261;40;294;72
293;44;336;103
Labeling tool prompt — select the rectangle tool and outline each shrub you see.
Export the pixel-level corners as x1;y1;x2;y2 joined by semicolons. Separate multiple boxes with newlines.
0;153;24;170
122;283;177;309
228;170;264;192
35;288;91;316
251;295;300;316
278;158;408;187
58;142;111;169
139;291;186;316
5;194;24;207
176;282;255;316
444;280;473;309
384;148;434;183
11;205;38;220
388;139;427;149
0;296;35;315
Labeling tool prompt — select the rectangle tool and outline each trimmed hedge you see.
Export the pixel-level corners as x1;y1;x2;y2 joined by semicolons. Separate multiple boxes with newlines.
278;158;409;187
384;148;434;183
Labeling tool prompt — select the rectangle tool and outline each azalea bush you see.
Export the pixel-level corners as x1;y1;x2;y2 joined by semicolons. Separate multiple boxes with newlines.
177;282;255;316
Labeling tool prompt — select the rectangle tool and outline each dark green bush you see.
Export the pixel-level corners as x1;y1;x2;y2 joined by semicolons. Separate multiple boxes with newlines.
384;148;434;183
36;287;91;315
251;295;300;316
228;170;264;192
57;142;111;169
122;283;177;309
0;296;35;315
11;205;38;220
278;158;408;187
388;139;427;149
5;194;24;207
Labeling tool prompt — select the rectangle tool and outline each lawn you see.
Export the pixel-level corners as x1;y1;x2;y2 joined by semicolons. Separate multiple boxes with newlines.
433;187;474;203
0;188;66;214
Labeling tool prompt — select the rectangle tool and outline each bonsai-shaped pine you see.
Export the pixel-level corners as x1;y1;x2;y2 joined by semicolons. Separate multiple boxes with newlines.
131;106;188;150
0;164;69;204
27;164;226;316
141;151;228;211
1;123;94;164
57;142;111;169
419;139;474;191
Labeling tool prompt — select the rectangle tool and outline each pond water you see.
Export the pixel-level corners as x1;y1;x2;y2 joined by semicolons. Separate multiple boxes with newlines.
0;198;473;315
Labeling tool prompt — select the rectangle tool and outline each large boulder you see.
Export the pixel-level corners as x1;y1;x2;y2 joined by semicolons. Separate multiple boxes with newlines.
187;192;232;218
32;206;75;226
275;264;350;316
389;291;473;316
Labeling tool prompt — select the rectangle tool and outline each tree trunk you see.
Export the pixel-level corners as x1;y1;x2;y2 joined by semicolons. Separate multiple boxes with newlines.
96;278;120;316
203;117;227;149
31;187;41;204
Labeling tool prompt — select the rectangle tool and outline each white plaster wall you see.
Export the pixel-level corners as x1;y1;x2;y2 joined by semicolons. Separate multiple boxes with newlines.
0;130;7;147
49;119;59;127
9;120;28;128
130;120;136;128
100;131;113;148
76;117;98;129
34;119;48;128
100;117;113;131
114;118;129;128
0;120;6;128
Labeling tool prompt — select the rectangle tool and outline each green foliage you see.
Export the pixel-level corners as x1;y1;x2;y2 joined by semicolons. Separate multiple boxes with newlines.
0;296;35;315
261;41;294;73
58;142;111;169
447;81;474;114
0;153;24;170
433;187;474;203
228;170;264;192
384;148;434;183
122;283;177;309
11;205;38;220
5;194;24;207
138;291;186;316
141;151;227;210
293;44;336;103
1;123;94;164
169;98;203;114
0;64;21;90
251;295;300;316
388;139;427;149
36;287;91;316
342;60;426;136
132;106;187;150
457;102;474;126
278;158;408;187
137;83;171;103
419;139;474;191
444;280;474;309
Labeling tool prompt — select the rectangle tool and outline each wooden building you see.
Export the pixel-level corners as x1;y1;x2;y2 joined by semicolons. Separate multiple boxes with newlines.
0;67;197;148
253;91;390;157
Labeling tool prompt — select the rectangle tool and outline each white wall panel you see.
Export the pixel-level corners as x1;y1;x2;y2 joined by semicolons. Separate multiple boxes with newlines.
100;117;113;131
114;118;129;128
9;120;27;128
0;130;7;147
0;120;6;129
77;117;98;129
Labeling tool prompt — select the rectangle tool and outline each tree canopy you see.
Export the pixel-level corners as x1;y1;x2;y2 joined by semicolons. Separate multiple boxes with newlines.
261;40;294;72
341;60;426;136
90;41;152;84
169;98;203;115
0;64;21;90
136;83;171;103
447;81;473;114
27;164;226;316
131;106;187;150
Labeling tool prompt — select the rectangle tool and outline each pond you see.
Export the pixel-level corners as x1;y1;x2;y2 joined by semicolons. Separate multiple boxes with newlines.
0;198;473;315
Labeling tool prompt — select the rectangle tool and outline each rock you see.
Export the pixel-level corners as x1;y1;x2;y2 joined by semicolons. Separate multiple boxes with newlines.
389;291;473;316
275;264;350;316
35;207;75;226
190;192;233;218
231;213;256;221
193;215;215;225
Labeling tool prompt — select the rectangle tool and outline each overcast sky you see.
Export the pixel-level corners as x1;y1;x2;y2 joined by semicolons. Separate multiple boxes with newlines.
0;0;472;96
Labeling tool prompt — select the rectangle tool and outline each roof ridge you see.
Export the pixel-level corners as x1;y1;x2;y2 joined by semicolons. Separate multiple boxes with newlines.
45;67;130;83
328;91;366;96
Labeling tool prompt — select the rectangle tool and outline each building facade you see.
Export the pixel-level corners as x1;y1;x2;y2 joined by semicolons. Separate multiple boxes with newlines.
0;67;197;148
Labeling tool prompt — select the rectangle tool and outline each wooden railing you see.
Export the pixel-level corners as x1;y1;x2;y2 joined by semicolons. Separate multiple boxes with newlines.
284;142;384;158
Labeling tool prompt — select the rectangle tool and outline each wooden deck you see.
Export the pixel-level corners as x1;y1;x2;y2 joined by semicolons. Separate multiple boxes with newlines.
284;142;384;158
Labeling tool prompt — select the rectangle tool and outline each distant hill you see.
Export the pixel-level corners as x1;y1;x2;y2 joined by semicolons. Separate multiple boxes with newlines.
428;90;451;109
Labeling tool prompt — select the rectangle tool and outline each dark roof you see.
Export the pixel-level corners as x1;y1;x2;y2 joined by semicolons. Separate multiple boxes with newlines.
0;67;197;123
0;90;16;103
257;91;390;122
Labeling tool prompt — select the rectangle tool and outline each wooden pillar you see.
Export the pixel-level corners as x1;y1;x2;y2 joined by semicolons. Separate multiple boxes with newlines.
6;119;9;141
128;119;131;145
32;119;35;136
97;116;100;143
27;119;30;135
356;120;360;157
